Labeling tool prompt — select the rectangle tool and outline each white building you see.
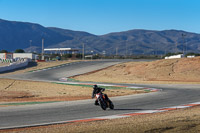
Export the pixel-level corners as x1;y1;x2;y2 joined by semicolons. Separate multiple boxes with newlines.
165;54;184;59
44;48;79;54
13;53;38;60
0;53;38;60
187;55;195;58
0;53;13;59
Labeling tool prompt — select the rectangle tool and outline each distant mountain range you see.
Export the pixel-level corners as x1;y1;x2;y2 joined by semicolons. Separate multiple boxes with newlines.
1;19;200;55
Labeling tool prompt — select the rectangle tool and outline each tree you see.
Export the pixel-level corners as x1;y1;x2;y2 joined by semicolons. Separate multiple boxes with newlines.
14;49;25;53
186;52;200;57
0;50;8;53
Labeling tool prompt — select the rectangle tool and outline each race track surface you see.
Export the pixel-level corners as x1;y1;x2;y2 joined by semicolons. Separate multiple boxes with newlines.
0;59;200;129
1;60;126;81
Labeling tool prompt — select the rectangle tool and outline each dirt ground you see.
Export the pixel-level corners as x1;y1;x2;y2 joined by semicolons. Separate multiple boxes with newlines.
0;62;9;67
2;105;200;133
0;79;145;103
73;57;200;84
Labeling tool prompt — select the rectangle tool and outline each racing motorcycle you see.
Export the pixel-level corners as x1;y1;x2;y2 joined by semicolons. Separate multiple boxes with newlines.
96;91;114;110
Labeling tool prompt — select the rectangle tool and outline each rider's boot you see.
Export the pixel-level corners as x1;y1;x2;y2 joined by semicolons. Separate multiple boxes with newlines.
94;100;99;105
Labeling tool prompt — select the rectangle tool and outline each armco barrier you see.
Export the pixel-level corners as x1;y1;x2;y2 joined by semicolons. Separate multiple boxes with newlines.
0;59;29;73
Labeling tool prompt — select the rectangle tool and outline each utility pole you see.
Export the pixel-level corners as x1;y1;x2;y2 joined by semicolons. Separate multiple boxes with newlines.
126;44;127;57
116;47;118;56
29;40;32;53
42;38;44;60
186;40;187;54
82;43;84;60
30;40;32;47
182;34;186;54
125;40;128;58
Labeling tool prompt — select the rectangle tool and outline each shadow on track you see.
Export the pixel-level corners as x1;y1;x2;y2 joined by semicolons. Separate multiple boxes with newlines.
113;108;149;111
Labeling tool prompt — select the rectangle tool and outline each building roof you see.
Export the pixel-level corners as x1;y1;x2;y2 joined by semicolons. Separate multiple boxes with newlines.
44;48;79;51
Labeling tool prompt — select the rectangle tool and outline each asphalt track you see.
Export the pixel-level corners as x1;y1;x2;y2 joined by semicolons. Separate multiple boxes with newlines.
0;59;200;130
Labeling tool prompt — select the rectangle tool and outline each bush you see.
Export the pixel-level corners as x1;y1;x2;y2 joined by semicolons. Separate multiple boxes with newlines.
0;50;8;53
186;52;200;57
14;49;25;53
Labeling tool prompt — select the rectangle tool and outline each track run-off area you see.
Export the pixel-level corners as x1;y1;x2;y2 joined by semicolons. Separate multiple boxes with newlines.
0;59;200;130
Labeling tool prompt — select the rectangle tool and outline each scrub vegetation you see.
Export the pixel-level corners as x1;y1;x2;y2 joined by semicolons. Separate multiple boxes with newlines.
0;79;146;104
74;57;200;84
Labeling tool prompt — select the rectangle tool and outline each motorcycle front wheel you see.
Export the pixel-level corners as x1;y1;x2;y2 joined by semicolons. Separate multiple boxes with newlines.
99;100;107;110
109;100;114;109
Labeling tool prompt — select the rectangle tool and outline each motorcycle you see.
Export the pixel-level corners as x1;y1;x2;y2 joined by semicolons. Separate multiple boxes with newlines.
96;92;114;110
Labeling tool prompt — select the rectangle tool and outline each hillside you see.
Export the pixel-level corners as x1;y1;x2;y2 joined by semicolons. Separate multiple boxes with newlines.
52;29;200;55
73;57;200;84
0;19;70;52
1;19;200;55
99;29;200;55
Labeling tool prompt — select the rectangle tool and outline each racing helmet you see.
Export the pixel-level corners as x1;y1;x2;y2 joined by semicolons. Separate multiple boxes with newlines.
93;84;98;89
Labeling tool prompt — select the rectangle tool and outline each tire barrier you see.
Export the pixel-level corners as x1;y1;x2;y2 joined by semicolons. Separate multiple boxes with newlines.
0;58;27;63
0;59;14;63
0;59;29;73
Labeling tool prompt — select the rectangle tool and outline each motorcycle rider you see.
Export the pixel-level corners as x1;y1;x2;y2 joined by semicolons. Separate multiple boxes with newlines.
92;84;108;105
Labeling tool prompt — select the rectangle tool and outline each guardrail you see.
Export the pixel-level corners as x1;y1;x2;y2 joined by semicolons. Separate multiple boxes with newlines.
0;59;29;73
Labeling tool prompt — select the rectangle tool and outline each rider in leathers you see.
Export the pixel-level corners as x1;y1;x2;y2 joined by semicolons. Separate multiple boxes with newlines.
92;85;108;105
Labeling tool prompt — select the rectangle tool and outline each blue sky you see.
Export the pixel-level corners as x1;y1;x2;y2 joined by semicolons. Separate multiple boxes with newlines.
0;0;200;35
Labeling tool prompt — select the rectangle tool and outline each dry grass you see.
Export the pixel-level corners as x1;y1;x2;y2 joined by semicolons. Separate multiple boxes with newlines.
0;79;145;102
2;106;200;133
0;62;10;67
74;57;200;84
